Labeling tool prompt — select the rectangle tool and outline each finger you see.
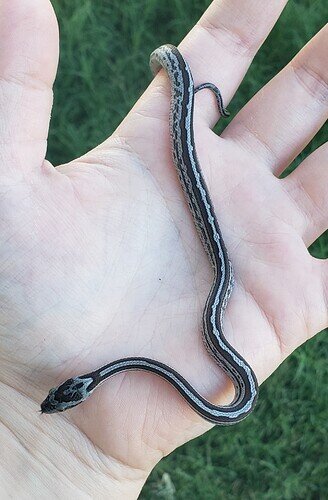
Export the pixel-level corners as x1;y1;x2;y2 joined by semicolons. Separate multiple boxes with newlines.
112;0;287;174
282;142;328;247
310;256;328;337
224;25;328;175
179;0;288;125
0;0;59;175
324;263;328;315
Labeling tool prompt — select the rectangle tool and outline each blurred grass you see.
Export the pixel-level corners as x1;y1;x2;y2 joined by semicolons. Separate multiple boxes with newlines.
50;1;327;498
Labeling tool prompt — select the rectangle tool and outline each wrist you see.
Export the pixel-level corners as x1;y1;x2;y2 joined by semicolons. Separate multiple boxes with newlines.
0;383;151;499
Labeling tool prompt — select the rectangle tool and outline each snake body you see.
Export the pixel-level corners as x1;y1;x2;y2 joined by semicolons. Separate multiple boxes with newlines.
41;45;258;425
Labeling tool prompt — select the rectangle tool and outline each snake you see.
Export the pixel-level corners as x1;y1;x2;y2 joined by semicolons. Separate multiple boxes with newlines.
40;45;258;425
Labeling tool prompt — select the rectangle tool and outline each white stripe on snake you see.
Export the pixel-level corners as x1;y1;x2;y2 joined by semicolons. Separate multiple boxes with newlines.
41;45;258;425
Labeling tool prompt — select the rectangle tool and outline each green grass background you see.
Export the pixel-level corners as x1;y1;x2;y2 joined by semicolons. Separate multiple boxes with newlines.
50;1;327;498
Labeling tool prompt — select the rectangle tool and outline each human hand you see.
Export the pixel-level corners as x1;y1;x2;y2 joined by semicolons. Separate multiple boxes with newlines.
0;0;327;497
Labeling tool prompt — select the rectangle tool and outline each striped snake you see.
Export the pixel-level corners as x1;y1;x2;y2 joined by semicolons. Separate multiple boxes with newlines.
41;45;258;425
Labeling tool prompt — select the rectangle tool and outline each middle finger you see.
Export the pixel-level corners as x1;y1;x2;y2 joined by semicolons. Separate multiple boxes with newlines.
223;25;328;175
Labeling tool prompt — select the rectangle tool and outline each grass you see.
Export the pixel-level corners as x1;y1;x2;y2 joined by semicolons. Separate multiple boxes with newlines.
50;1;327;498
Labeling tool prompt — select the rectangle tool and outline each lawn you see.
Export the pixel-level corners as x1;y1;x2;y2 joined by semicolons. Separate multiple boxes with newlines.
50;1;327;498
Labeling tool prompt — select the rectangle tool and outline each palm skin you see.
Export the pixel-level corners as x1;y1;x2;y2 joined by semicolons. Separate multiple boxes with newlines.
0;0;327;496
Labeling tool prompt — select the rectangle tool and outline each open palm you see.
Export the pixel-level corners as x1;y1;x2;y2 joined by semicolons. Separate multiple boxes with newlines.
1;0;327;496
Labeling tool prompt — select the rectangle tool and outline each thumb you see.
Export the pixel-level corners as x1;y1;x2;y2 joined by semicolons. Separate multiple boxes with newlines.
0;0;59;176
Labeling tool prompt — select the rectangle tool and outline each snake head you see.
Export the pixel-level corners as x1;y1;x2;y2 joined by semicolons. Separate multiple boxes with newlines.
40;376;95;414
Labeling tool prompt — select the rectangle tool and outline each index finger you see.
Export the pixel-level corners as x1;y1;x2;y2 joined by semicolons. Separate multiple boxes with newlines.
179;0;288;126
